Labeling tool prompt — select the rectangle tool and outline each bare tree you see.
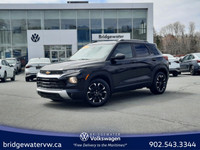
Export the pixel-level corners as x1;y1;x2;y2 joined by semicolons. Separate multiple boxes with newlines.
189;22;195;36
155;22;199;55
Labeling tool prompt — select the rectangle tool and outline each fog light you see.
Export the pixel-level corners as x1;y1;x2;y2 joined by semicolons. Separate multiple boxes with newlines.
68;77;78;84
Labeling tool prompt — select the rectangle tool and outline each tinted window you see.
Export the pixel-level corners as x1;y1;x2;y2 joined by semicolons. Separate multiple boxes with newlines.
134;44;150;57
146;44;161;55
112;43;133;58
187;55;194;60
182;55;189;62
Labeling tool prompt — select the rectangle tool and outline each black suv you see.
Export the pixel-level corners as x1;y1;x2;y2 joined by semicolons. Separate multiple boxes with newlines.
37;40;169;106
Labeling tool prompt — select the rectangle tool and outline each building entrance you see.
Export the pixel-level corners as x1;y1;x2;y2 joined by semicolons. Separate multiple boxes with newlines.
44;45;72;62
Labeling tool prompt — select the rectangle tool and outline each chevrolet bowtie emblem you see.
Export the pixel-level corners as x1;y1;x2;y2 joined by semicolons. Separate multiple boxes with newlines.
46;71;50;75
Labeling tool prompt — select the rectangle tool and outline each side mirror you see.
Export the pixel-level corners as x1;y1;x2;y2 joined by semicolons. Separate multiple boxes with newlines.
111;53;125;61
10;64;14;67
179;58;183;62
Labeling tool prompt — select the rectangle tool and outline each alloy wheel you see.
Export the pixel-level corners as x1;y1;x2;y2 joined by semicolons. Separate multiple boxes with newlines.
87;82;107;104
156;74;167;93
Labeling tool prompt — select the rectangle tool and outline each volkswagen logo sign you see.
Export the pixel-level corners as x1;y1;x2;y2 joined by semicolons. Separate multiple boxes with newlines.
80;132;89;142
31;33;40;42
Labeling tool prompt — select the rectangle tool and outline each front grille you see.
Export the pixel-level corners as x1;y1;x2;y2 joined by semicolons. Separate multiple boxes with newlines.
38;92;63;100
40;70;63;75
37;77;66;89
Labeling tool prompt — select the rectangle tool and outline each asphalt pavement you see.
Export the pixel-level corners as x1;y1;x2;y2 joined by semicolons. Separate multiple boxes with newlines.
0;73;200;134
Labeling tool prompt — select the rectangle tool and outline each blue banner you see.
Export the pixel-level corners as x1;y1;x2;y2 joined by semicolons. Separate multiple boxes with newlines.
0;125;199;149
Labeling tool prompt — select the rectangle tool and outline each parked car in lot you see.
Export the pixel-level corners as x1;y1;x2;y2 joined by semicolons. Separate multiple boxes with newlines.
25;58;51;82
163;54;181;77
0;59;15;82
180;53;200;75
6;58;21;74
36;40;169;106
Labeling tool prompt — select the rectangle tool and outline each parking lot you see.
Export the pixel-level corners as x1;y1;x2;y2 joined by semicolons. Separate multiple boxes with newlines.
0;73;200;134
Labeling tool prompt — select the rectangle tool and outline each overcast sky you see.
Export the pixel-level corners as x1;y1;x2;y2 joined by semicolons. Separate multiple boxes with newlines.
0;0;199;33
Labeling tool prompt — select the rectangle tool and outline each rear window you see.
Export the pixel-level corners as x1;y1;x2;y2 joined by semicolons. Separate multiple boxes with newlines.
146;44;162;55
133;44;150;57
29;58;50;63
6;59;16;64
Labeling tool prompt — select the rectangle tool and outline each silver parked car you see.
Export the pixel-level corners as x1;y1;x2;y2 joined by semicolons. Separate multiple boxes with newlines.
6;58;22;74
25;58;51;82
0;59;15;82
180;53;200;75
163;54;181;77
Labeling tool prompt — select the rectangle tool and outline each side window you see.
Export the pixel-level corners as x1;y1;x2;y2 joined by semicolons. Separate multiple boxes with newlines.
4;60;9;66
188;55;194;60
182;55;189;62
146;44;161;55
1;60;6;66
112;43;133;59
133;44;150;57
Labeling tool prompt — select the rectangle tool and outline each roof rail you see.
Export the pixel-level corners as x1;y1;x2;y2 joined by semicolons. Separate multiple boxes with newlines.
118;39;148;42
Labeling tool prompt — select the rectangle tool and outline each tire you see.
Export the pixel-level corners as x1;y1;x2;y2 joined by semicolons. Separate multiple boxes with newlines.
172;72;178;77
17;68;19;74
25;77;30;82
11;72;15;81
85;79;110;107
2;72;7;82
190;66;195;75
150;72;167;94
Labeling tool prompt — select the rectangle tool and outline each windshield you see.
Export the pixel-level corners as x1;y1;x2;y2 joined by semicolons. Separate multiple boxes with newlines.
70;44;114;60
6;59;16;64
29;58;50;63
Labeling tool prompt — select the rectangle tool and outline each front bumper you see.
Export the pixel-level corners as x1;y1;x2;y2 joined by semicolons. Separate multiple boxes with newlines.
36;72;85;100
26;73;37;78
37;87;71;100
169;68;181;73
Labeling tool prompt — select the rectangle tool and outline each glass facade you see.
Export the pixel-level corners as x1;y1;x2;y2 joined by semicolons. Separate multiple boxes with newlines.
44;45;72;62
0;9;147;59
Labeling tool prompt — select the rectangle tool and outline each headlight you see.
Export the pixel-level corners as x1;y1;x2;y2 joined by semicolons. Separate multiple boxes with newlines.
68;77;78;84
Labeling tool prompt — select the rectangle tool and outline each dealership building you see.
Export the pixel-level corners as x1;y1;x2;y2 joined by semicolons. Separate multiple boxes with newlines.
0;2;153;62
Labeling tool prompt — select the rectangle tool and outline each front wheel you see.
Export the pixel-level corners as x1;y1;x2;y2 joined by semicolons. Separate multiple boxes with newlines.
190;65;195;75
150;72;167;94
11;72;15;81
172;72;178;77
2;72;7;82
85;79;110;107
25;77;30;82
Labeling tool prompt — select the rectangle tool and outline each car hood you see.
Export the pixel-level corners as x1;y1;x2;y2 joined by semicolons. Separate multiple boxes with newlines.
41;59;104;71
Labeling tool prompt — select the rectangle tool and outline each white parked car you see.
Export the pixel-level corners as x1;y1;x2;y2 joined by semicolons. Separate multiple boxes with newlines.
0;59;15;82
25;58;51;82
163;54;181;77
6;58;21;74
